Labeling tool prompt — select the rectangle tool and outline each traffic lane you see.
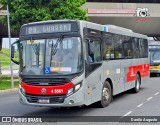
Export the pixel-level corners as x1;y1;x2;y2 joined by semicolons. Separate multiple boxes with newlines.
101;76;160;116
128;88;160;116
23;77;160;116
0;91;95;116
0;91;48;116
0;77;159;117
121;76;160;117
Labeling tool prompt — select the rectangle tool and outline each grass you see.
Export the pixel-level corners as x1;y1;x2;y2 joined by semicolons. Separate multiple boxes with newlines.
0;76;19;90
0;48;19;67
0;48;10;66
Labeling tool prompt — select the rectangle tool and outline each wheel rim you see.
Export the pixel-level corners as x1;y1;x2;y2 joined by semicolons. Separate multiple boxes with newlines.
102;87;110;103
136;78;140;90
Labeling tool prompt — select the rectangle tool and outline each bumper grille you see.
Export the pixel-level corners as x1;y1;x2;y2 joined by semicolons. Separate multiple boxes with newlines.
26;94;65;104
23;78;70;86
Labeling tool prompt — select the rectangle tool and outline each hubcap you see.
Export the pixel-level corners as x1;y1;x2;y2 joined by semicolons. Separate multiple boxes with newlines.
102;87;110;102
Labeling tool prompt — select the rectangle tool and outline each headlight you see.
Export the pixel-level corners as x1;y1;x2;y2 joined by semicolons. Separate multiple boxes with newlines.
19;84;22;89
75;84;81;91
67;82;82;97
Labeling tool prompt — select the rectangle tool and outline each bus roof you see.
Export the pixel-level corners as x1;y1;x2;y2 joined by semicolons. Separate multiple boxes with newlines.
22;20;148;39
84;21;148;39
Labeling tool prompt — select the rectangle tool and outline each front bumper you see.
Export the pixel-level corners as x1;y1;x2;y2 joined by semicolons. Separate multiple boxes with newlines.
19;89;85;107
150;69;160;73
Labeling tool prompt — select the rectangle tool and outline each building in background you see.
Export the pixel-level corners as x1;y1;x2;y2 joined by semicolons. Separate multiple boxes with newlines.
83;0;160;37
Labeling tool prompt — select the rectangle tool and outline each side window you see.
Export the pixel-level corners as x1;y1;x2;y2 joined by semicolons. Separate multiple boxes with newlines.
143;39;148;58
132;38;140;58
139;39;148;58
103;33;114;60
114;34;123;59
86;38;102;63
139;38;145;58
122;36;133;58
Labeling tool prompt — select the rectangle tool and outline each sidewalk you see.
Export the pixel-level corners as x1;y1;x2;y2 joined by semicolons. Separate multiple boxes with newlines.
1;70;18;76
0;88;18;93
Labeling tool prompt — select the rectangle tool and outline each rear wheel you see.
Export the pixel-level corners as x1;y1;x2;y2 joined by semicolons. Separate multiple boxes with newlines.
133;74;141;93
97;81;112;108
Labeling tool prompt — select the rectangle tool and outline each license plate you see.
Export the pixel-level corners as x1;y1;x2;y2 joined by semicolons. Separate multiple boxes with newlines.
38;98;50;103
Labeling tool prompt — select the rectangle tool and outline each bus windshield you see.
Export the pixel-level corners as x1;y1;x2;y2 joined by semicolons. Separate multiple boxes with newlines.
150;50;160;63
20;37;82;75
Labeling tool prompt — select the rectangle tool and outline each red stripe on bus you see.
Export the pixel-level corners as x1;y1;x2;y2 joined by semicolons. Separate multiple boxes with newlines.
21;82;74;95
126;64;150;82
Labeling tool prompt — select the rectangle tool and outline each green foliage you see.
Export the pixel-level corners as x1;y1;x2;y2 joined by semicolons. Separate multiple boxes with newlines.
0;76;19;90
0;48;19;66
0;0;87;32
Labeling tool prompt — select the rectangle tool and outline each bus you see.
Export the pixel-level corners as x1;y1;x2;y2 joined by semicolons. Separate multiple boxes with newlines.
149;41;160;76
11;20;149;108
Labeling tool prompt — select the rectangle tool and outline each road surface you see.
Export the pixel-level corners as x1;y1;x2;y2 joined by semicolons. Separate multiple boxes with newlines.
0;76;160;124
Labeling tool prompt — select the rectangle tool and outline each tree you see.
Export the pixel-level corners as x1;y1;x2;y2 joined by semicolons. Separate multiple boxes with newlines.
0;0;87;32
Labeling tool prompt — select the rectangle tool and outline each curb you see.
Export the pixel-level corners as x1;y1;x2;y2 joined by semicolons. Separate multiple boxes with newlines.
0;88;18;93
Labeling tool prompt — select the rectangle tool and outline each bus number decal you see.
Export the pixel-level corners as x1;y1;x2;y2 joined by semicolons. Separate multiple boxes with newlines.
51;89;63;94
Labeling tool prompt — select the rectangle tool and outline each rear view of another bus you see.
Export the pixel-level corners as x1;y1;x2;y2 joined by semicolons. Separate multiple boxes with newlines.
149;41;160;76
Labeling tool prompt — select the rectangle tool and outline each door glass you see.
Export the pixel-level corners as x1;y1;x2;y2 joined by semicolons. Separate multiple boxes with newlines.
86;39;102;63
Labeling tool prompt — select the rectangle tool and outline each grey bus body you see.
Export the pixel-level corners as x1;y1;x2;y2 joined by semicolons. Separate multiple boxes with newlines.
12;20;149;107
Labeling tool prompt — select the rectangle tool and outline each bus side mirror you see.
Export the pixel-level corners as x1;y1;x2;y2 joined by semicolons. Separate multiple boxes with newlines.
11;40;20;65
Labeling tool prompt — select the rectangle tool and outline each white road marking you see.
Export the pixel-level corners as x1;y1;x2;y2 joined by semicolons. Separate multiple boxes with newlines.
122;92;159;117
147;97;153;101
137;103;143;108
154;92;159;96
123;111;132;116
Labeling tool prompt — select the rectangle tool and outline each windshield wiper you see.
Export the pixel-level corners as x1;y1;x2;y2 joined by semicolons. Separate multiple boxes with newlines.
51;35;64;56
50;35;64;66
30;41;40;67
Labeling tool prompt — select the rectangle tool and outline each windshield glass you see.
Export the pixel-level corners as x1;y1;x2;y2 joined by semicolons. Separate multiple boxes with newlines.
20;37;82;75
150;50;160;63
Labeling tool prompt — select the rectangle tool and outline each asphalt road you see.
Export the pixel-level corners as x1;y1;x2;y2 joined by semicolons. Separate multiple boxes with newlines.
0;76;160;125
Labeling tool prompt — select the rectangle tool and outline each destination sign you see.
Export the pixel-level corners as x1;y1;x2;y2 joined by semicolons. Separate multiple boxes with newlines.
20;22;78;35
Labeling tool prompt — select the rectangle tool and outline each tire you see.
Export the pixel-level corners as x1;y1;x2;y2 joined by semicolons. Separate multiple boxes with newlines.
133;74;141;93
97;81;112;108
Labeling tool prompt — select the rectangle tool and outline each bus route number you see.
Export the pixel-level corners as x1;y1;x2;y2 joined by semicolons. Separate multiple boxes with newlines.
51;89;63;94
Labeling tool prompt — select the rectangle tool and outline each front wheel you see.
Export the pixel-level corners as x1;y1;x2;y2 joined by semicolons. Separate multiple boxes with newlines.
97;81;112;108
133;74;141;93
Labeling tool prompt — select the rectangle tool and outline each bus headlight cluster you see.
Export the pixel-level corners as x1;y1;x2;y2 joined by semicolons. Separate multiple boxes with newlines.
19;84;26;96
67;82;82;96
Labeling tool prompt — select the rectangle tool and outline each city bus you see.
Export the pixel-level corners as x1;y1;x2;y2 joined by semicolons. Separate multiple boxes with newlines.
11;20;149;108
149;41;160;76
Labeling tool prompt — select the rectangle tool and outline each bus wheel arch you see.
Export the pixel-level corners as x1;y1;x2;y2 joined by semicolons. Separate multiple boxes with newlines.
105;78;113;96
96;78;113;108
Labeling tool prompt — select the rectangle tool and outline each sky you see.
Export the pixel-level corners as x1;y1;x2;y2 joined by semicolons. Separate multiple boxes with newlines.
2;38;18;48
